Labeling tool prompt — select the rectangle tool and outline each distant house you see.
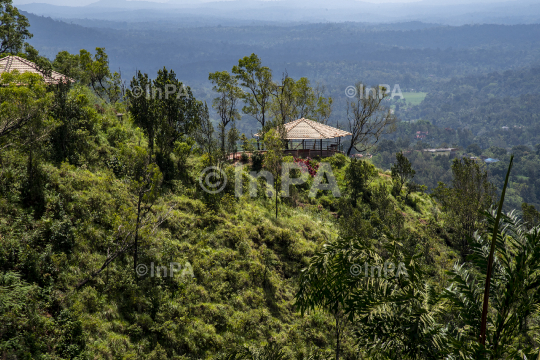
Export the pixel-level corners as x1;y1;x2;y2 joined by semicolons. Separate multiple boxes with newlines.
350;153;372;159
502;126;509;131
0;55;73;84
415;131;428;139
485;158;500;163
254;117;352;158
423;148;457;155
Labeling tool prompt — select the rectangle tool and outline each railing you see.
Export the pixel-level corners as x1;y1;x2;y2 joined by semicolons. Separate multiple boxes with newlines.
227;148;345;161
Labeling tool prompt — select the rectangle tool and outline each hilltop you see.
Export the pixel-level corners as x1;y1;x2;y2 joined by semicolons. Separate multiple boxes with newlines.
0;83;459;358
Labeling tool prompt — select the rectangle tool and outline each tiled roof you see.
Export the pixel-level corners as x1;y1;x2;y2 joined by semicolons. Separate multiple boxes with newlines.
279;118;352;140
0;55;72;84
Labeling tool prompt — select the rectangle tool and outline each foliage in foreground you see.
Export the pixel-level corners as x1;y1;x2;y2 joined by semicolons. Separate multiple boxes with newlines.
297;188;540;359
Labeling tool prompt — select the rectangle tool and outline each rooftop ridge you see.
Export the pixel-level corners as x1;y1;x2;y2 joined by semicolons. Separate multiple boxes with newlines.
0;55;73;84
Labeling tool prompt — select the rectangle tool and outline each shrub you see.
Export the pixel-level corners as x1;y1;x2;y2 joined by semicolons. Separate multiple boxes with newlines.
319;195;336;211
240;152;249;163
329;153;348;169
251;151;264;171
345;159;377;205
282;155;294;163
294;157;319;177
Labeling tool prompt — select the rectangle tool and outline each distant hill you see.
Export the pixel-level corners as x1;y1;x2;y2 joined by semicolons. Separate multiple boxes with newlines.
401;65;540;133
23;11;540;138
17;0;540;24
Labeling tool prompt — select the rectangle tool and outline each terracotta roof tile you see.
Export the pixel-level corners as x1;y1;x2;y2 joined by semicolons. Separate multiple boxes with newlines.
0;55;73;84
282;118;352;140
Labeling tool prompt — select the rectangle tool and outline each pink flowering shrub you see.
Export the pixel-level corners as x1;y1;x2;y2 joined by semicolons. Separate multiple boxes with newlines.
294;157;319;177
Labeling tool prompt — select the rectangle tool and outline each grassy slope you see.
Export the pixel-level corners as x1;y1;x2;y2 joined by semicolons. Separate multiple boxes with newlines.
0;86;456;359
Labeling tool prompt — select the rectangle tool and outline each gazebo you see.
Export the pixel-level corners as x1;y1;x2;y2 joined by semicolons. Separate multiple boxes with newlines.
0;55;73;84
259;117;352;158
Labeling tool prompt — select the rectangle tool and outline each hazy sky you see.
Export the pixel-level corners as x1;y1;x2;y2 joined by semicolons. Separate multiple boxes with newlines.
12;0;518;6
11;0;447;6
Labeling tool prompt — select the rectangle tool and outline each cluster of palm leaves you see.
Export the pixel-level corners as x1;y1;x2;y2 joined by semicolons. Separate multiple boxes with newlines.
295;209;540;359
444;209;540;359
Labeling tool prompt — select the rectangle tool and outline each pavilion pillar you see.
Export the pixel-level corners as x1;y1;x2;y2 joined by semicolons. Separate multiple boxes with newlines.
320;139;322;157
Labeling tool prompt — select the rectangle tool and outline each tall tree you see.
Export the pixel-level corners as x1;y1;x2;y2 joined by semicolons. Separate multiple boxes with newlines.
232;53;273;136
263;128;284;218
0;71;54;213
292;76;315;119
127;71;156;153
0;0;32;55
130;161;162;274
48;81;100;165
127;68;202;182
153;67;201;160
345;83;396;156
270;74;333;125
521;202;540;230
391;151;416;199
344;159;377;206
79;48;122;103
208;70;243;152
194;102;219;163
312;83;333;124
270;72;296;126
23;43;52;76
52;50;83;81
434;158;496;255
0;71;53;142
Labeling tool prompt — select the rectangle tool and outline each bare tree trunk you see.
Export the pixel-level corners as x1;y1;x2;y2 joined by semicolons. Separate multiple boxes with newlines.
77;242;132;289
275;178;278;219
133;193;142;274
347;142;354;156
220;125;226;153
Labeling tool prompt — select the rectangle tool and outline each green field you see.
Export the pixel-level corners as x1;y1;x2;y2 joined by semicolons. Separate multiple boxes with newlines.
401;91;428;105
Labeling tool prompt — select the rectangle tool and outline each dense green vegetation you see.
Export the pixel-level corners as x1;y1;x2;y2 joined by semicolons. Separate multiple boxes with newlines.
0;77;460;358
373;125;540;211
397;66;540;146
1;0;540;358
21;8;540;152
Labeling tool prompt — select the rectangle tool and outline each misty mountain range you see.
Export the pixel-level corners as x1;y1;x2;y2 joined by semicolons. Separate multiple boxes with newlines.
16;0;540;25
17;0;540;137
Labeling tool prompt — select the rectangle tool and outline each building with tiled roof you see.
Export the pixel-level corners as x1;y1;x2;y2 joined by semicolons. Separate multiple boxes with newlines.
0;55;72;84
258;118;352;140
254;118;352;157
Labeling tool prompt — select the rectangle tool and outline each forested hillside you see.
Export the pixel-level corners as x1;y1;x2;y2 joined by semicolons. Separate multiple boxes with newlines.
399;66;540;138
0;60;459;358
21;10;540;142
2;0;540;358
372;65;540;211
24;13;540;85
